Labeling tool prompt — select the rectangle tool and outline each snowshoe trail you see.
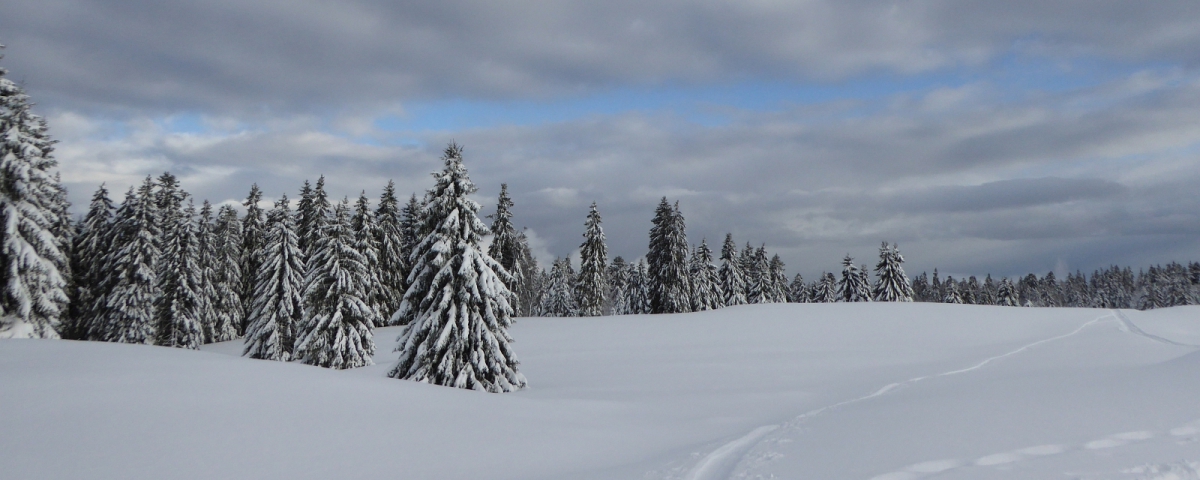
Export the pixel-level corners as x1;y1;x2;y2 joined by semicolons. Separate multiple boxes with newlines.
679;313;1111;480
867;419;1200;480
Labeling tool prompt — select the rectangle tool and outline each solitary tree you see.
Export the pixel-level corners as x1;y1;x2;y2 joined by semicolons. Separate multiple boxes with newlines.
390;144;526;392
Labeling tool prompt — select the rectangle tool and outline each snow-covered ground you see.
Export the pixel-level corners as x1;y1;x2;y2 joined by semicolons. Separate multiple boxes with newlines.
2;304;1199;479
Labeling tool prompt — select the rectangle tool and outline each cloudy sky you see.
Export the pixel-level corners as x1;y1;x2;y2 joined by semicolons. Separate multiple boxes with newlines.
3;0;1199;280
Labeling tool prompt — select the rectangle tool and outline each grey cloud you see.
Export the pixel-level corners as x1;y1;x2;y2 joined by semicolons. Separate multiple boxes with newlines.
5;1;1200;113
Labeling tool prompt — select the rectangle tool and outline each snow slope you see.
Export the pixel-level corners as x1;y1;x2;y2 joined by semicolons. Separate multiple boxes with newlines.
2;303;1198;479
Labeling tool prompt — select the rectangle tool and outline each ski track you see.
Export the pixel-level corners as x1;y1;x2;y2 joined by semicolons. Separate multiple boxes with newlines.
681;313;1111;480
1113;309;1200;348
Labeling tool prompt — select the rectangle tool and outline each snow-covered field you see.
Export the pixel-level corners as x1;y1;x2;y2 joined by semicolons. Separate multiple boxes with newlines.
3;304;1199;479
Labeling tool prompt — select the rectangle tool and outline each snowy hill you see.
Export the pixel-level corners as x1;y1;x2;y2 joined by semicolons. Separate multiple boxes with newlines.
3;304;1199;479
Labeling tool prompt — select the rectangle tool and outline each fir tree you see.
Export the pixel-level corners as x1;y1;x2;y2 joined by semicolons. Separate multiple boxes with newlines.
576;202;608;316
872;242;913;302
812;272;838;303
943;276;964;304
375;180;406;318
295;180;315;255
511;230;541;317
69;185;116;340
487;185;521;276
96;180;160;343
352;191;385;326
980;274;998;306
768;254;788;303
295;199;377;369
244;195;305;361
540;257;578;317
837;255;870;302
390;144;526;392
609;256;630;315
689;239;722;311
747;246;771;303
996;277;1019;306
297;176;331;260
0;55;69;338
240;184;265;335
718;233;747;306
209;205;242;341
647;198;691;314
155;199;203;349
626;259;652;314
787;273;807;303
911;272;930;302
194;200;218;343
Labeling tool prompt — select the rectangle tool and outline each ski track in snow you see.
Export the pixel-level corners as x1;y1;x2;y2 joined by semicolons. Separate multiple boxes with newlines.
1113;309;1200;348
681;313;1112;480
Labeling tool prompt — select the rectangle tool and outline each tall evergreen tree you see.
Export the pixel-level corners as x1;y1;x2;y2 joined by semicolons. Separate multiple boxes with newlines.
297;176;331;260
647;198;691;314
352;191;385;326
837;255;870;302
812;272;839;303
240;184;265;336
209;205;242;342
768;254;789;303
0;55;69;338
155;199;203;349
609;256;630;315
787;273;807;303
375;180;406;318
244;195;305;361
576;202;608;316
68;185;116;340
96;180;160;343
295;199;377;369
194;200;219;343
872;242;913;302
626;259;652;314
390;144;526;392
996;277;1019;306
943;276;964;304
718;233;747;307
295;179;315;254
746;246;771;303
511;230;541;317
689;239;722;311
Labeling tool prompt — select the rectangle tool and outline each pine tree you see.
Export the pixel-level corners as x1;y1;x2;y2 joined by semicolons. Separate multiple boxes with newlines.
837;255;870;302
487;184;521;276
240;184;265;336
747;246;771;303
540;257;578;317
155;199;203;349
689;239;722;311
626;259;652;314
980;274;998;306
209;205;242;341
375;180;406;318
768;254;788;303
390;144;526;391
647;198;691;314
69;185;116;340
244;195;305;361
576;202;608;316
911;272;930;302
295;179;315;255
352;191;385;326
48;173;73;335
195;200;219;343
872;242;913;302
812;272;838;303
297;176;330;260
0;54;69;338
609;256;630;315
511;230;541;317
943;276;963;304
718;233;747;307
295;199;376;369
96;180;160;343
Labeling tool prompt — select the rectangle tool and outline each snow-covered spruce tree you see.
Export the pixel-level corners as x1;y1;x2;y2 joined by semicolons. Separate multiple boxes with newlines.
746;246;771;303
647;198;691;314
980;274;998;306
836;255;870;302
352;191;385;326
626;259;652;314
389;144;525;391
96;180;160;343
69;185;116;339
0;56;69;338
194;200;218;343
244;195;305;361
208;205;242;341
155;199;203;349
689;239;722;311
996;277;1019;306
48;173;74;335
375;180;406;318
296;176;331;260
295;199;376;369
295;180;315;255
487;184;522;286
239;184;265;336
911;272;930;302
768;254;788;303
576;202;608;316
872;242;913;302
718;233;747;307
787;273;807;303
511;230;541;317
608;256;630;314
943;276;964;304
812;272;838;303
540;257;578;317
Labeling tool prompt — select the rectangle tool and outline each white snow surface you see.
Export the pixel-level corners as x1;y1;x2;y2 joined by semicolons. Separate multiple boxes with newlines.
2;303;1199;479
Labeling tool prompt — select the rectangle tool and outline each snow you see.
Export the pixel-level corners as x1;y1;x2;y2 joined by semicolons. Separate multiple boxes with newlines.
2;303;1199;479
